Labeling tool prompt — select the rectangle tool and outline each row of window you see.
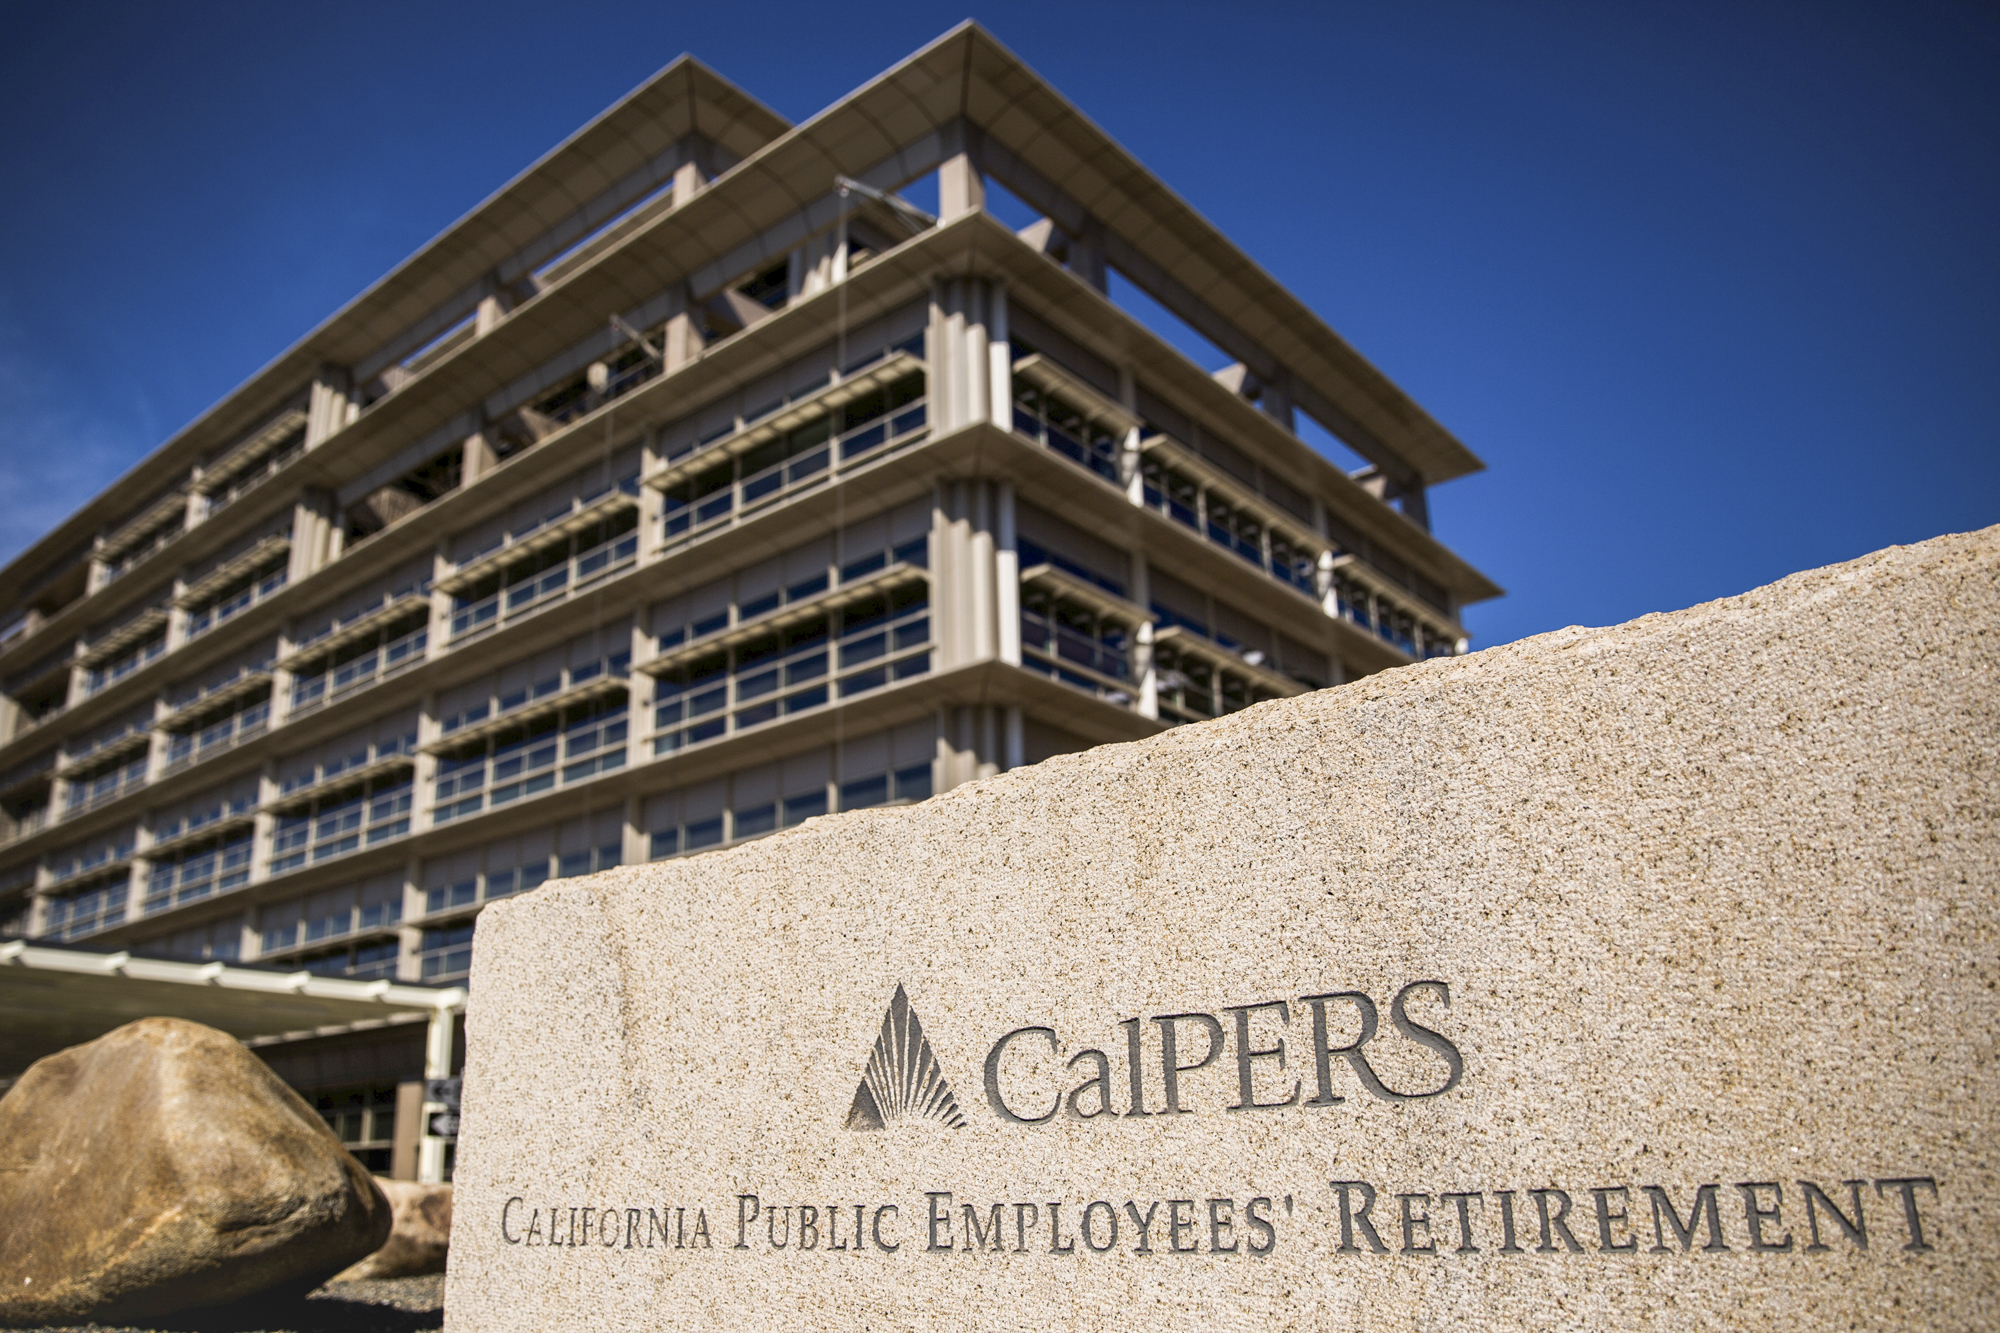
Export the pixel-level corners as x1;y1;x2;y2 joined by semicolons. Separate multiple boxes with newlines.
655;534;927;652
653;586;931;754
152;787;256;845
1137;455;1317;596
1020;592;1292;724
143;832;253;914
290;618;428;714
279;728;419;797
44;877;126;941
87;634;166;696
1329;574;1451;659
1021;591;1132;702
434;697;628;825
450;508;640;641
271;776;415;873
163;698;270;774
262;896;401;955
645;761;932;860
440;651;629;737
299;939;400;981
1152;643;1285;725
661;375;928;539
1011;368;1458;661
63;755;148;816
185;563;289;641
1014;381;1122;484
416;836;622;981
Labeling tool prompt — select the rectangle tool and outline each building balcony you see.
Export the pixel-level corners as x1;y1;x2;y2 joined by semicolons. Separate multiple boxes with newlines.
176;533;291;612
280;592;431;670
649;355;928;545
287;624;428;718
78;607;169;672
56;722;151;779
191;410;307;505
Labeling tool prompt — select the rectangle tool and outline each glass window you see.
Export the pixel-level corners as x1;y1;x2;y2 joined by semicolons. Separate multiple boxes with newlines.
654;587;928;756
433;696;626;824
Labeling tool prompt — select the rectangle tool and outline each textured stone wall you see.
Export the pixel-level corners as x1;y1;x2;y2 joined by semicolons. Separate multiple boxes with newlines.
447;527;1998;1331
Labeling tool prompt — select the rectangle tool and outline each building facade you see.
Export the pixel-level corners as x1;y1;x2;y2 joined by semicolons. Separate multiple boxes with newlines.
0;26;1496;1169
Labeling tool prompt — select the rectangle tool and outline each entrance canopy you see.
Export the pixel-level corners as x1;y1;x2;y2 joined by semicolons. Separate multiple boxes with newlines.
0;937;465;1081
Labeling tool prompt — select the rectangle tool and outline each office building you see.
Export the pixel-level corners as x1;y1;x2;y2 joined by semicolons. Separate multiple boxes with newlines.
0;25;1497;1175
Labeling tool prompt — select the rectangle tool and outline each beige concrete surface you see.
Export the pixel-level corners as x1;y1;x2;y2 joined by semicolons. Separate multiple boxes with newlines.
446;527;1998;1331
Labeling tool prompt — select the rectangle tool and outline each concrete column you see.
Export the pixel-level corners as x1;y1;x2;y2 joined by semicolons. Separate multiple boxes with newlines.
938;123;984;220
270;661;295;728
1132;551;1158;721
166;573;191;653
460;432;499;487
124;854;150;926
398;858;424;980
1003;706;1024;772
940;482;973;668
621;794;646;869
415;691;441;829
944;281;968;431
1069;218;1107;292
625;621;653;771
965;282;990;426
1119;365;1144;502
988;281;1012;433
306;369;355;449
925;284;946;424
663;287;703;372
671;159;704;209
249;765;279;882
391;1083;423;1181
932;711;953;796
474;281;513;337
938;706;1000;791
417;1003;458;1184
795;233;836;299
1135;621;1160;720
426;546;453;661
978;706;998;782
1398;483;1431;532
144;694;172;785
1260;371;1296;433
969;483;995;663
288;488;337;585
995;483;1020;667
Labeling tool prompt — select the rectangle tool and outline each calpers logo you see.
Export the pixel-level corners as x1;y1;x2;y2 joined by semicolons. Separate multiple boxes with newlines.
844;979;1468;1132
844;984;968;1130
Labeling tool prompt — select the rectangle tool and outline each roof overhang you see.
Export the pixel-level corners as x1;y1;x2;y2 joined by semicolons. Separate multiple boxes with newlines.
0;937;464;1081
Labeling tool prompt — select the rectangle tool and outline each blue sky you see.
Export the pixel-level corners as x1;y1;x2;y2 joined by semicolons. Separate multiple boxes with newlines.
0;2;1992;649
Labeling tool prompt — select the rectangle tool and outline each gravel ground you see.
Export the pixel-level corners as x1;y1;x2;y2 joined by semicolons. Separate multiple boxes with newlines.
16;1275;445;1333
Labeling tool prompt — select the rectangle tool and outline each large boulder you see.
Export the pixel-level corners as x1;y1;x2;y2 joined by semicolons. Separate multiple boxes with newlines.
0;1017;391;1327
333;1179;452;1281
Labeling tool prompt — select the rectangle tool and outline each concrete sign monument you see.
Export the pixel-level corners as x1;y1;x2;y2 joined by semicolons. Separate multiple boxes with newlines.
446;529;1997;1330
